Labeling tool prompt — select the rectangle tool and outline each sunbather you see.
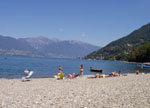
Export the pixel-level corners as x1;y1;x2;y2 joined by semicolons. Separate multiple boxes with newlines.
54;65;65;79
109;72;118;77
88;73;107;79
68;73;79;79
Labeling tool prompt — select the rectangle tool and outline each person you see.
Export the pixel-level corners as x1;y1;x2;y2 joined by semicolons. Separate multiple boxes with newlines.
95;73;100;78
136;70;140;75
58;65;62;75
54;65;64;79
118;70;121;76
68;73;80;79
22;69;34;81
80;64;84;75
109;72;117;77
68;74;73;79
87;73;107;79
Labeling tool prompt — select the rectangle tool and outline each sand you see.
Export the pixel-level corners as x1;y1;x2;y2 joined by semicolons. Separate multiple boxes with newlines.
0;74;150;108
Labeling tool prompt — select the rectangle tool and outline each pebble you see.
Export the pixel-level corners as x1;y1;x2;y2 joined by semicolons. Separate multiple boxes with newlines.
0;74;150;108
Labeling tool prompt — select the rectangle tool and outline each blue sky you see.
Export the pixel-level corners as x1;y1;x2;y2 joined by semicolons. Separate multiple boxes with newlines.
0;0;150;47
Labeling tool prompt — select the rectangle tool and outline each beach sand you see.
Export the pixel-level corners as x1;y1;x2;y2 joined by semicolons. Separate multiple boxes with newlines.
0;74;150;108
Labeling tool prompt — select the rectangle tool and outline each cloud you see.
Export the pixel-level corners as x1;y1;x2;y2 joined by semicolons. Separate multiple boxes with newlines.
59;28;64;32
81;32;86;38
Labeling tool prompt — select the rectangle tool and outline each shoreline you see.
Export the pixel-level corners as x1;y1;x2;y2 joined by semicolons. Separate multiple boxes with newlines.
123;60;150;65
0;76;55;79
0;72;149;79
0;73;134;80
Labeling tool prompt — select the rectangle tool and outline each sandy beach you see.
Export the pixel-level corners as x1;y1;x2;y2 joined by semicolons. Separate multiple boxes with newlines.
0;74;150;108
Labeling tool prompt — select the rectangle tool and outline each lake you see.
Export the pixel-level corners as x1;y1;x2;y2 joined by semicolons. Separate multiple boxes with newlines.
0;55;147;78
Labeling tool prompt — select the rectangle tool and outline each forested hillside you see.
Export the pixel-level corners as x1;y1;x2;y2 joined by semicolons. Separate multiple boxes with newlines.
128;43;150;62
85;23;150;62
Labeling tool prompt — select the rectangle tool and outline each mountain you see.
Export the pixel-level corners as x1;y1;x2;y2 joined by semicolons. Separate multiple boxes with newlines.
0;35;100;58
20;36;100;58
84;23;150;60
0;35;33;51
0;35;37;56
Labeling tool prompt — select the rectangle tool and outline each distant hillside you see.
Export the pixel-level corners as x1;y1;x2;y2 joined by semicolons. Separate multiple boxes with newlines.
85;23;150;60
0;35;100;58
0;35;33;51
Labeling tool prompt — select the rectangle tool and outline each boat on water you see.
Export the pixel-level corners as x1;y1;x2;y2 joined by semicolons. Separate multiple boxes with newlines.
90;67;103;73
141;64;150;68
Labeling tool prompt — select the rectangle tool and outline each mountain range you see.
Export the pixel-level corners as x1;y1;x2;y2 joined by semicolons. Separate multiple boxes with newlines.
0;35;100;58
85;23;150;60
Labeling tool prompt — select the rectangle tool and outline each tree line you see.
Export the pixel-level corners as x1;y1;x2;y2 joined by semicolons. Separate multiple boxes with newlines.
127;43;150;62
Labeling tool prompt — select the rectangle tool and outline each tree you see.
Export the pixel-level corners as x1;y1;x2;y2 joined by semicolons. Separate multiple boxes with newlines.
128;43;150;62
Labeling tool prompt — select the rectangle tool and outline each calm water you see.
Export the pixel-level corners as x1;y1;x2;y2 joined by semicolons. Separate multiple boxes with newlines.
0;55;148;78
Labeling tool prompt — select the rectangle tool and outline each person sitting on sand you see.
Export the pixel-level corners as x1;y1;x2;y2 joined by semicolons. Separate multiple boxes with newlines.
54;65;65;79
58;65;62;75
22;69;34;81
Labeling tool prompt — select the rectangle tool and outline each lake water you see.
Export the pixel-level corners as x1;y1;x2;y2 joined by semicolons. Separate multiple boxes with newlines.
0;55;148;78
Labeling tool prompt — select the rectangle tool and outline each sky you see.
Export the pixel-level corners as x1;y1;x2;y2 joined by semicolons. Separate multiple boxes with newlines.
0;0;150;47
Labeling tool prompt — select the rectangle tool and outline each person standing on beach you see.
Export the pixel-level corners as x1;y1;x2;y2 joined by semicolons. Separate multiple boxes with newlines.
80;64;84;75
